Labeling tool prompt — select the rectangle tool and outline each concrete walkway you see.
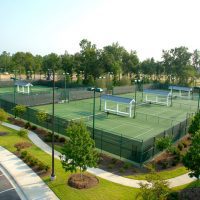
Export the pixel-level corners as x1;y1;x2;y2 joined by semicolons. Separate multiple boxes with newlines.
2;122;197;188
0;146;59;200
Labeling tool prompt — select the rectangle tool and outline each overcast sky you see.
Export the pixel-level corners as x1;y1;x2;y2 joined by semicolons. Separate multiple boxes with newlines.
0;0;199;60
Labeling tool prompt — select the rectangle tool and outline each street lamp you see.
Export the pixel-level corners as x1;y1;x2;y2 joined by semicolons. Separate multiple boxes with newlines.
63;72;69;103
10;70;18;118
133;79;141;118
0;68;3;81
49;68;56;181
87;87;103;139
170;76;175;107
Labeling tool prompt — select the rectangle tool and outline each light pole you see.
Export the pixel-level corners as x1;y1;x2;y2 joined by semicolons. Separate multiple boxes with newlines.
50;68;56;181
10;70;18;118
170;76;175;107
0;68;3;81
87;87;103;139
63;72;69;103
133;79;141;118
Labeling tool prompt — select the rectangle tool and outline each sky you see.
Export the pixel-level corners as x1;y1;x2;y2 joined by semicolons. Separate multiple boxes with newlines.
0;0;200;60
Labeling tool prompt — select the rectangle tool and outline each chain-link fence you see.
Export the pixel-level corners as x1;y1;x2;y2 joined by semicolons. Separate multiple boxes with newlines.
0;97;193;165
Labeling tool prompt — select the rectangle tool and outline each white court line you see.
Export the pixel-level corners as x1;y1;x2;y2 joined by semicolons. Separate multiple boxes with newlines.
134;128;154;139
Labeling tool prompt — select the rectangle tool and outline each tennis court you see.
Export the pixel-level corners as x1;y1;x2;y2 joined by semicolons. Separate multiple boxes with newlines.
0;85;52;94
34;90;196;141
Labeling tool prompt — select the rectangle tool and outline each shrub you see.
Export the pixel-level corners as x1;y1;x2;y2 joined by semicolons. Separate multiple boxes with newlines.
38;162;46;171
177;143;184;151
17;128;28;137
123;162;132;170
161;160;168;169
156;136;172;151
182;141;187;148
24;155;32;163
119;168;125;173
44;136;52;142
31;125;37;130
54;134;59;142
111;158;117;164
108;164;114;169
13;105;27;118
44;165;50;172
20;151;28;159
59;137;66;143
29;157;38;167
24;122;31;129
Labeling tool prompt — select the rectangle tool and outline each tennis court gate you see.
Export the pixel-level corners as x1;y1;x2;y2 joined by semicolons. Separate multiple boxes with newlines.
0;98;192;165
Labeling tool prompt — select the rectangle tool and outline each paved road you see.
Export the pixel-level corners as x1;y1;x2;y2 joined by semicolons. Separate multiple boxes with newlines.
0;169;21;200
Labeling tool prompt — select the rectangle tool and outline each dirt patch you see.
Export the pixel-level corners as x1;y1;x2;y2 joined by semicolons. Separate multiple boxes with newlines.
179;187;200;200
14;142;32;150
68;173;99;189
0;132;8;136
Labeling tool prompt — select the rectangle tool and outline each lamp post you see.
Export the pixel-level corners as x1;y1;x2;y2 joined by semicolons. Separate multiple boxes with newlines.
63;72;69;103
10;70;18;118
0;68;3;81
87;87;103;139
50;68;56;181
170;76;175;107
133;79;141;118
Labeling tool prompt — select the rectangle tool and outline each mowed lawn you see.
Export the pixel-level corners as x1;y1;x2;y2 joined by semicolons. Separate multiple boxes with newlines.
0;124;138;200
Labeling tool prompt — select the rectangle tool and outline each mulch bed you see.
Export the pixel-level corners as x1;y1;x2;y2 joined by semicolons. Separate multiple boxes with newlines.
68;173;99;189
0;132;8;136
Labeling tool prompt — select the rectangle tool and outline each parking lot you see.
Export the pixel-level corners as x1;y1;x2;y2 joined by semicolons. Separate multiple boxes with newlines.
0;169;21;200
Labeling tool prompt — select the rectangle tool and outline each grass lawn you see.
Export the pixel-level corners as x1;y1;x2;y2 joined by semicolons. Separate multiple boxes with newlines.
0;124;138;200
125;166;189;180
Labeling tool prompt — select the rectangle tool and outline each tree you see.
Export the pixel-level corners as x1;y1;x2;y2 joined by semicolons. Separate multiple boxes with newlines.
61;121;99;179
13;105;27;118
188;112;200;136
182;130;200;180
0;108;8;123
0;51;12;72
136;168;171;200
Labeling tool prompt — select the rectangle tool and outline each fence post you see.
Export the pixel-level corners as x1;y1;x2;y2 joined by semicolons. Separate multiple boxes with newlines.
152;137;156;156
119;134;122;159
140;140;144;167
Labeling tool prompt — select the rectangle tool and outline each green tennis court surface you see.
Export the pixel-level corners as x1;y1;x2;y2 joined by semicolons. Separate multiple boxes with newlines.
34;92;197;141
0;86;52;94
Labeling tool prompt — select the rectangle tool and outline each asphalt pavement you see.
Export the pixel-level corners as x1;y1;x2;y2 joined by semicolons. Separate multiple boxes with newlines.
0;169;21;200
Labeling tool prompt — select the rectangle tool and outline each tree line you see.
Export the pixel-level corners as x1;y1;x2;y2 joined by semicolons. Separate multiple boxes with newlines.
0;39;200;85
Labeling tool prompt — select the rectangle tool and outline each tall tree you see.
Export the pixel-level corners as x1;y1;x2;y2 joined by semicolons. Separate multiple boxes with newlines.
79;39;102;83
42;53;60;80
0;51;12;72
183;130;200;180
61;121;99;179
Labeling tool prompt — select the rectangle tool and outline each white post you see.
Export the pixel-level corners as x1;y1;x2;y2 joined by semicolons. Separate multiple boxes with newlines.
27;86;30;94
104;100;107;111
129;104;132;117
117;104;119;115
